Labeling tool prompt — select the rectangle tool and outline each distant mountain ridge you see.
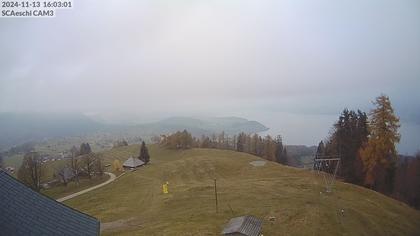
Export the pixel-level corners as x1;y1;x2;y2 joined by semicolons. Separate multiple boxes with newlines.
155;116;268;135
0;113;268;151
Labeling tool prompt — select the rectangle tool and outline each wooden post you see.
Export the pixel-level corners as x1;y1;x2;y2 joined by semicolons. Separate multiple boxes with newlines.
214;178;218;213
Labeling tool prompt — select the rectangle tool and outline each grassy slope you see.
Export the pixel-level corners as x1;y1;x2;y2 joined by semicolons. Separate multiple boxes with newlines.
41;175;110;199
65;145;420;235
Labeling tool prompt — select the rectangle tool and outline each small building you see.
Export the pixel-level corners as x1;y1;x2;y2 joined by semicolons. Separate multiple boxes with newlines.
0;170;100;235
123;156;145;169
5;166;15;174
221;215;262;236
57;166;75;183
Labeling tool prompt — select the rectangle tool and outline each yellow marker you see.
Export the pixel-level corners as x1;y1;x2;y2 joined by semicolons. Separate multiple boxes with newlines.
163;183;168;194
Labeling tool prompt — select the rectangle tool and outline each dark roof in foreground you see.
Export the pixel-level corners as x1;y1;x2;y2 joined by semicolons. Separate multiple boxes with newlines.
221;215;262;236
0;170;99;236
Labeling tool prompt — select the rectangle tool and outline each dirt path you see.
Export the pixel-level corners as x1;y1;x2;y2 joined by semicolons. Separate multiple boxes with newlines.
57;172;116;202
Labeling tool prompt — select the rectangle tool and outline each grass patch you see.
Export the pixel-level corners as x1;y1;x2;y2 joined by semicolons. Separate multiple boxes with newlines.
63;145;420;235
41;175;110;199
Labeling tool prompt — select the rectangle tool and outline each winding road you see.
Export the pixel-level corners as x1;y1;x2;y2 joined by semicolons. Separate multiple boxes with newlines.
57;172;117;202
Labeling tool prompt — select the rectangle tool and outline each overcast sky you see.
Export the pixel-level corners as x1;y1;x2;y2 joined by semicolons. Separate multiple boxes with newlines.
0;0;419;151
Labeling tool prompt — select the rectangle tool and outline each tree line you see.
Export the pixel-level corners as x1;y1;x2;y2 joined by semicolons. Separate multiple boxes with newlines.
16;140;152;191
159;130;289;165
317;94;420;209
69;143;104;181
17;142;104;191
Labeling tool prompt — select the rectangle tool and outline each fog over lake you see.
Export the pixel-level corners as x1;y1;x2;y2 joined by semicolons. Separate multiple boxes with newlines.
90;110;419;155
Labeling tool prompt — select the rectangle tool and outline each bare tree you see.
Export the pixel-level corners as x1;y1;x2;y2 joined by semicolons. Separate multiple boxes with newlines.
70;146;80;185
17;152;44;192
93;154;104;176
83;153;96;179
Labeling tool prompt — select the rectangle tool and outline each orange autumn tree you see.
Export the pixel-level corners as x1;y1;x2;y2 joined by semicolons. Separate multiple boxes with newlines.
360;94;400;193
112;159;123;172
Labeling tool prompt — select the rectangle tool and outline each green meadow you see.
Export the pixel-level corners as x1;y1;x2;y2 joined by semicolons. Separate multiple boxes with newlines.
62;145;420;235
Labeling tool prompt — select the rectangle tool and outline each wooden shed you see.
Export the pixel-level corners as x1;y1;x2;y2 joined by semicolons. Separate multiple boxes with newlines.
221;215;262;236
123;156;145;169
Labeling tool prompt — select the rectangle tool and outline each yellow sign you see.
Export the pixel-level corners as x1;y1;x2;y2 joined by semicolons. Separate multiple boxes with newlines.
162;183;169;194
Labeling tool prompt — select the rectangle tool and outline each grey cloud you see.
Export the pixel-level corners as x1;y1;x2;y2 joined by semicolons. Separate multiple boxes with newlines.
0;0;419;152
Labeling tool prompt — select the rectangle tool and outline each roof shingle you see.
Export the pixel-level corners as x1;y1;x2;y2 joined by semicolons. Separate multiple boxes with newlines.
0;170;100;236
221;215;262;236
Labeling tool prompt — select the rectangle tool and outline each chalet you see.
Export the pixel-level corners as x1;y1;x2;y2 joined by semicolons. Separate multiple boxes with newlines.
57;166;76;183
123;156;145;169
0;170;100;235
221;215;262;236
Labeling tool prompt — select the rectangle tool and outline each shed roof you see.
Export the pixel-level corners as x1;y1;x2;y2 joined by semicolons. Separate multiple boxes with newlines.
58;166;75;182
222;215;262;236
0;170;99;236
123;156;145;168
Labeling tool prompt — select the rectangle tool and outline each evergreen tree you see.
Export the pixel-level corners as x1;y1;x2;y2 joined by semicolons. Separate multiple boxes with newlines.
181;130;193;149
251;134;259;155
275;135;287;165
392;154;420;209
86;143;92;153
315;141;325;158
139;141;150;164
314;141;325;169
354;110;369;184
236;132;246;152
361;94;400;193
79;143;92;155
200;135;211;148
324;109;370;183
335;109;354;178
282;148;288;164
406;155;420;208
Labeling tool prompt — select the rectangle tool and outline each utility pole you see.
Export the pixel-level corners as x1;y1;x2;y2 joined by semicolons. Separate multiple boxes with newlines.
214;178;218;213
